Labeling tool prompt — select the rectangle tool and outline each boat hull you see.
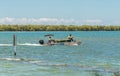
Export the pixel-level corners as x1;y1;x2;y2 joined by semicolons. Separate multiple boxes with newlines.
39;41;81;46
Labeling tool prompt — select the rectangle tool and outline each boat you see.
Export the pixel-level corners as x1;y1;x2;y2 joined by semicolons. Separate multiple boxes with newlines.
39;39;81;46
39;34;81;46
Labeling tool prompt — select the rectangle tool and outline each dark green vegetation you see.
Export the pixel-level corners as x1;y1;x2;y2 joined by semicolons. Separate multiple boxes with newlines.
0;25;120;31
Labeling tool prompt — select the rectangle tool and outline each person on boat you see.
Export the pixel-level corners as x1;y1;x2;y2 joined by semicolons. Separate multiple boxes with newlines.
48;36;52;42
48;36;54;45
68;34;74;42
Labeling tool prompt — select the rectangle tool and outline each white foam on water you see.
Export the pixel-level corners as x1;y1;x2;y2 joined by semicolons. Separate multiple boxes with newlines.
18;43;43;46
0;58;43;63
0;58;22;61
0;43;43;46
0;44;12;46
29;61;42;63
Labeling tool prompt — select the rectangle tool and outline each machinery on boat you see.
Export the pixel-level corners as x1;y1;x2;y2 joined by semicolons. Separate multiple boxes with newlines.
39;34;81;46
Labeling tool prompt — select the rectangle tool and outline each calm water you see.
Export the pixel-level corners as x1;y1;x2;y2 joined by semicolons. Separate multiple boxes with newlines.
0;31;120;76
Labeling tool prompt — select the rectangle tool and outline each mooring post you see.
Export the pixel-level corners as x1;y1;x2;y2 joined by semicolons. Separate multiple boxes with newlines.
13;34;16;56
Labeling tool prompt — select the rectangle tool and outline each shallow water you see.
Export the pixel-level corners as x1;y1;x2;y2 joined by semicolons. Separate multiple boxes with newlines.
0;31;120;76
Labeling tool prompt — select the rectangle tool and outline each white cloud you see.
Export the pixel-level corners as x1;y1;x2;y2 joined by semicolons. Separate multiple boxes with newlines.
0;17;103;25
81;19;103;25
85;19;102;23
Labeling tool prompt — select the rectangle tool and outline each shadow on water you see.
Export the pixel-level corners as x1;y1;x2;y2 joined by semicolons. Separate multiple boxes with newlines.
92;71;102;76
82;70;120;76
113;72;120;76
89;70;120;76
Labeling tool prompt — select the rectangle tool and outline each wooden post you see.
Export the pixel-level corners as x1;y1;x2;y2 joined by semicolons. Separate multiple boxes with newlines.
13;34;16;56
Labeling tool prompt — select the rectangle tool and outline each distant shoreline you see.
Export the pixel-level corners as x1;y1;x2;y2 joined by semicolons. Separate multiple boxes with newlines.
0;25;120;31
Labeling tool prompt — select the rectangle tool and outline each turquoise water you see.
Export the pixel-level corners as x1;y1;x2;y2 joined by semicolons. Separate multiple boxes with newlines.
0;31;120;76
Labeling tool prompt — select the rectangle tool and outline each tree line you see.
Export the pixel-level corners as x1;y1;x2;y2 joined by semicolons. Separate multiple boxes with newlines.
0;25;120;31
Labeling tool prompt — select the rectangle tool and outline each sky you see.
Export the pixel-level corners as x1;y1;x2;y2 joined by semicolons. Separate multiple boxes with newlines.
0;0;120;25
